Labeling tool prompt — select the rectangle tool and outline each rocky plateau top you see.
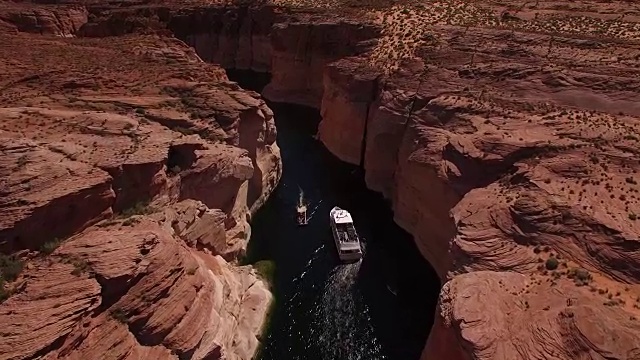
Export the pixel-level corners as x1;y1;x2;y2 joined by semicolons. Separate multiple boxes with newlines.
1;0;640;359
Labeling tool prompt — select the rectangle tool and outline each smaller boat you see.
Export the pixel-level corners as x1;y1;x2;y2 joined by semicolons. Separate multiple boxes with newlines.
329;206;363;262
296;188;308;226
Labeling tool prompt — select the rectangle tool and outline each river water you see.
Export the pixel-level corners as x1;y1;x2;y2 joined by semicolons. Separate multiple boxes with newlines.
227;70;440;360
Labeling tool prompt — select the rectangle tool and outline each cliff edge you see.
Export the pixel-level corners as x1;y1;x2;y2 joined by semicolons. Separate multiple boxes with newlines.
0;20;279;360
2;0;640;359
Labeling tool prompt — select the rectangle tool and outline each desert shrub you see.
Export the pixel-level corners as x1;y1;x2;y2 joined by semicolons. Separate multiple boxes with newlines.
0;281;10;303
568;267;592;286
40;238;62;255
575;268;591;282
121;217;139;227
253;260;275;286
0;254;24;281
119;201;154;218
71;258;91;276
16;155;28;168
110;308;128;323
173;127;196;136
545;257;559;271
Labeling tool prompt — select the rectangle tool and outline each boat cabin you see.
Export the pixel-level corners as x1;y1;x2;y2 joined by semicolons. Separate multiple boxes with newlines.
329;207;363;262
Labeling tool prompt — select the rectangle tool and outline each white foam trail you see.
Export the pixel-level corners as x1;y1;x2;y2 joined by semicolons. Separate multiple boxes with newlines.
307;200;323;220
307;261;385;360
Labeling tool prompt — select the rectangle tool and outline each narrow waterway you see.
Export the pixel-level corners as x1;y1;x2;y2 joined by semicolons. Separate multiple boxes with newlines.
227;70;440;360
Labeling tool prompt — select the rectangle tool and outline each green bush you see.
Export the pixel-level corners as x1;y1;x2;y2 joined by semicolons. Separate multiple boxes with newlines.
253;260;275;286
545;257;559;271
71;258;91;277
0;254;24;281
119;201;154;218
40;238;62;255
110;308;128;323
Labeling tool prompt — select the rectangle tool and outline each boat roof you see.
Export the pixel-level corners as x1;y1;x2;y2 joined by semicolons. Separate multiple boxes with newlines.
331;207;353;224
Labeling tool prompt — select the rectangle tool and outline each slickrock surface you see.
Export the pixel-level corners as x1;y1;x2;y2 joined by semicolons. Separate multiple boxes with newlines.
316;4;640;359
2;0;640;359
0;31;281;254
0;200;271;359
0;9;279;360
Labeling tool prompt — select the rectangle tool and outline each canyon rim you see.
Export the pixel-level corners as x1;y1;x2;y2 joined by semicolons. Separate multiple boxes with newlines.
1;0;640;360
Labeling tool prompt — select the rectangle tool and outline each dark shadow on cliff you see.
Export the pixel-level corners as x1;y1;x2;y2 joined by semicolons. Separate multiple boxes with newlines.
226;68;440;360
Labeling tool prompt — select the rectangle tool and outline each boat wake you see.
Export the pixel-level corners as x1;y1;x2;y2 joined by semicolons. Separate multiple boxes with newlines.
307;261;385;360
306;200;323;222
292;244;325;284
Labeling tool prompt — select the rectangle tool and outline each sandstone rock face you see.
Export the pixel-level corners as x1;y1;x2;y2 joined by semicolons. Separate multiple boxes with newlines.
0;33;281;256
0;19;278;360
314;13;640;360
171;2;640;358
0;201;271;360
171;7;380;107
318;57;379;165
0;3;88;36
170;5;278;72
264;21;379;107
0;261;102;359
0;136;115;252
3;1;640;360
425;271;640;359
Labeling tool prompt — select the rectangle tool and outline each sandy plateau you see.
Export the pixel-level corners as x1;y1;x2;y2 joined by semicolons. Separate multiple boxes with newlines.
1;0;640;359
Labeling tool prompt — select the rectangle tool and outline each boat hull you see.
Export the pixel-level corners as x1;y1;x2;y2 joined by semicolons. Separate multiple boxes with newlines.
329;206;363;263
337;250;362;262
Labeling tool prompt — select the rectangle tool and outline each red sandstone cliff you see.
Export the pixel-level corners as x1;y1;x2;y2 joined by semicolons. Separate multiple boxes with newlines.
2;1;640;359
164;2;640;358
315;12;640;360
0;22;279;360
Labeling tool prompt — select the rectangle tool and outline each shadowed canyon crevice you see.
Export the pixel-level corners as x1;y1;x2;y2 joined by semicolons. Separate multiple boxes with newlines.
2;1;640;360
225;68;441;360
170;5;640;360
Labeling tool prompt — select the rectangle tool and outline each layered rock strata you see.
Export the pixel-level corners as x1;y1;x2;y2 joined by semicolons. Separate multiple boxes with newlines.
0;200;271;360
0;23;279;360
168;3;640;358
316;19;640;360
2;1;640;360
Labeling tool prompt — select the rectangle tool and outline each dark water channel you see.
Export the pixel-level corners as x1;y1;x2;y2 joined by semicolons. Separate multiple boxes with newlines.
226;70;440;360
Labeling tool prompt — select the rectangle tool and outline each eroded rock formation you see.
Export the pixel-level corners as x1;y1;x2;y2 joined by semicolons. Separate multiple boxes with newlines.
0;200;271;359
166;2;640;358
0;22;279;360
2;0;640;359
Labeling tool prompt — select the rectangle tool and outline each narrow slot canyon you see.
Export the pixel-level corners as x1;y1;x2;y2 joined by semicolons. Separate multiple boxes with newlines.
4;2;640;360
226;69;441;360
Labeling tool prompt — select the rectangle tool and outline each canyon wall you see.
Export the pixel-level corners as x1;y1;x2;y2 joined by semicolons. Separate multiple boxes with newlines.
314;22;640;360
165;5;640;359
3;2;640;360
169;6;380;108
0;27;280;359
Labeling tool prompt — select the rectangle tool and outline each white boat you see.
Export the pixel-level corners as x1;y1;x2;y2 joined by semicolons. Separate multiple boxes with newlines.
329;206;363;262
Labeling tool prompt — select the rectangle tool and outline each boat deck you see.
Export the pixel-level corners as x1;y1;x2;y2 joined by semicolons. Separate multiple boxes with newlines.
335;223;358;244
